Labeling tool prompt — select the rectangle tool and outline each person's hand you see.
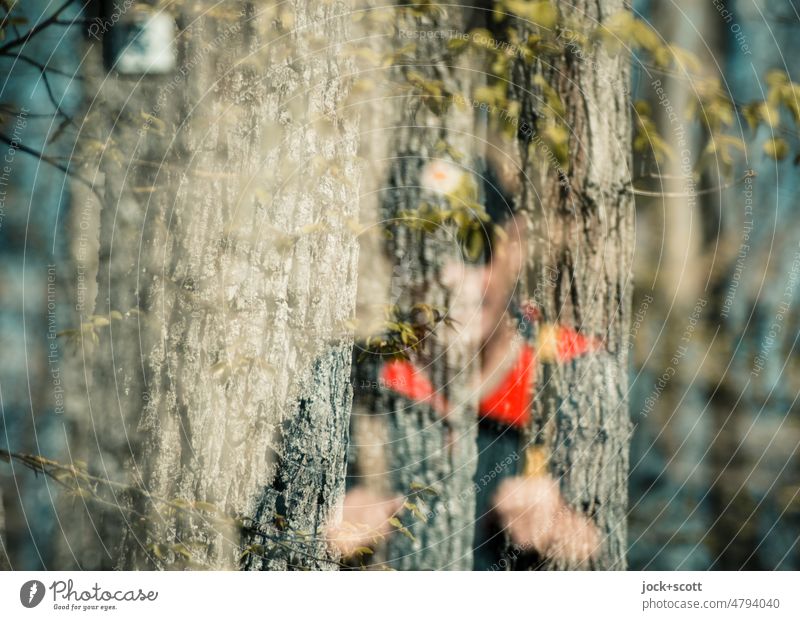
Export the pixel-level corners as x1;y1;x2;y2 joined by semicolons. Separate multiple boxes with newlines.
493;475;560;552
492;475;600;565
326;487;404;558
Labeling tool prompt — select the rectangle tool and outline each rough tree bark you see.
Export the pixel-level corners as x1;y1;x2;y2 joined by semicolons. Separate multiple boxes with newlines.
68;0;362;570
511;0;635;569
371;6;481;570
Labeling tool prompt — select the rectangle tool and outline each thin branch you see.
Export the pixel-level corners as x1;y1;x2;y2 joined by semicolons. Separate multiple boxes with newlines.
0;448;345;568
51;19;92;26
9;54;77;125
629;170;757;198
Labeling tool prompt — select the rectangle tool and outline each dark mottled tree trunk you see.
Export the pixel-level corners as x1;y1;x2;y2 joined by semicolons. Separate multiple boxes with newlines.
512;0;635;570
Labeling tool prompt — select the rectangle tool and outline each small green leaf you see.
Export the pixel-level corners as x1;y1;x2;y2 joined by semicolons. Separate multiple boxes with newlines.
192;501;218;513
398;526;416;541
466;229;485;261
171;543;192;558
764;137;789;160
91;315;110;327
149;544;166;559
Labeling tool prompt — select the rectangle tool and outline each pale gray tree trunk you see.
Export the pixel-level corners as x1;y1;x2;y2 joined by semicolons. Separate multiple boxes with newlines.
65;0;362;570
512;0;635;570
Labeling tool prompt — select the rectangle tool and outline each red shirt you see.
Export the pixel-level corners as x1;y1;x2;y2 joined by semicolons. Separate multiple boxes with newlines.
477;343;536;428
378;343;535;429
379;324;599;430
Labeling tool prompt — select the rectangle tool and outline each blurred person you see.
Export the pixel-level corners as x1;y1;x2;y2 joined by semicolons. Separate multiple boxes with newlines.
328;156;601;569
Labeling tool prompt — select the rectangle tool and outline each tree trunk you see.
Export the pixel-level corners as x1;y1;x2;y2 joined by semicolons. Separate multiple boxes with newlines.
512;0;635;569
70;0;361;570
705;0;800;569
626;0;717;570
